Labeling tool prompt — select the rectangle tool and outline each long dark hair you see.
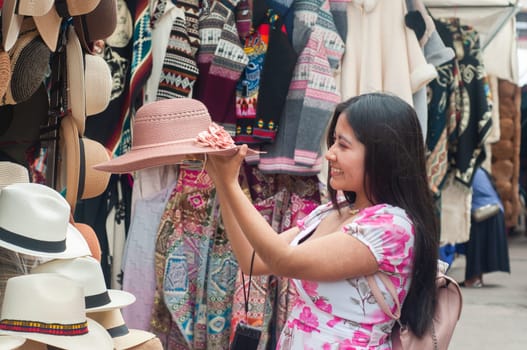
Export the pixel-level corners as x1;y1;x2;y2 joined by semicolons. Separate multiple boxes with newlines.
326;93;439;337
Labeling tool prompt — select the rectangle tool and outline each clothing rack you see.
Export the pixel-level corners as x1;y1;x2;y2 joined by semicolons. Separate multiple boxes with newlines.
425;1;519;49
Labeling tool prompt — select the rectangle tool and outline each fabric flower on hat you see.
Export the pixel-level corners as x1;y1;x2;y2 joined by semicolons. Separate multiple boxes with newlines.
196;123;235;149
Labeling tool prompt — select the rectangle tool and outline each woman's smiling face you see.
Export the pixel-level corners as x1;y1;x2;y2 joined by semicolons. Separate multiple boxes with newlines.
326;113;366;194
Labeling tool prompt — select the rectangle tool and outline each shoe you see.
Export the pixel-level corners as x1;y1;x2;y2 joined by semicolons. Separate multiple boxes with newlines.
459;279;483;288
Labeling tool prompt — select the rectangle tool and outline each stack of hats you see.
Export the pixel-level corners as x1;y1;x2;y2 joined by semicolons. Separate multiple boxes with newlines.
57;23;114;213
0;179;161;349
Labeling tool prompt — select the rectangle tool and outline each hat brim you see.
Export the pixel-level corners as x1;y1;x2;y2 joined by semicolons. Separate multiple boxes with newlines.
93;144;260;174
0;318;112;350
1;0;54;51
86;289;136;313
66;26;86;134
0;222;91;259
0;335;26;349
60;115;81;210
114;329;156;350
1;0;23;51
32;8;61;52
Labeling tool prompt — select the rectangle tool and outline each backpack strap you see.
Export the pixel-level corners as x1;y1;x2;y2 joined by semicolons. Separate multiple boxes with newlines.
366;273;401;320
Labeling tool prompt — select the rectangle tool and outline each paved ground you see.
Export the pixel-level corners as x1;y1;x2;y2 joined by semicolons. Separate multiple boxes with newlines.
447;233;527;350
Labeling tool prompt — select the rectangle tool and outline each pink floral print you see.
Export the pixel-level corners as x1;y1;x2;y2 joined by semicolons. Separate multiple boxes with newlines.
277;203;415;349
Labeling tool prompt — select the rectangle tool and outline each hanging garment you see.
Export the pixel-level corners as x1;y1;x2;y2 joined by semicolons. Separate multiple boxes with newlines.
151;168;223;350
121;183;175;331
340;0;437;105
426;20;461;193
229;165;321;349
156;6;199;99
195;0;248;127
439;18;492;187
234;32;267;144
253;8;297;144
258;27;342;175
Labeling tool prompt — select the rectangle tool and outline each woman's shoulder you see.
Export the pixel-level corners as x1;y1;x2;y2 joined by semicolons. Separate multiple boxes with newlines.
344;203;414;239
357;203;412;226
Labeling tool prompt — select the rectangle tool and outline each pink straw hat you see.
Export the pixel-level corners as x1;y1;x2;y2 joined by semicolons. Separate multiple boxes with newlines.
94;98;259;174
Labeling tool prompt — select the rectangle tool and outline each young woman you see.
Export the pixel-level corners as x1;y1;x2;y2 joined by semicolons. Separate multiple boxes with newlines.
206;93;439;349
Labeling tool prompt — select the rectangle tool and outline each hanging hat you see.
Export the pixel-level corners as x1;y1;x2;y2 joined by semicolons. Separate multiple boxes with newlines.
94;98;260;174
0;335;25;349
66;25;112;135
87;309;156;350
0;161;29;190
31;256;136;313
32;0;101;52
2;18;51;106
0;182;91;259
1;0;54;51
72;221;102;262
73;0;118;53
0;50;11;102
58;115;111;212
0;273;113;350
105;0;133;48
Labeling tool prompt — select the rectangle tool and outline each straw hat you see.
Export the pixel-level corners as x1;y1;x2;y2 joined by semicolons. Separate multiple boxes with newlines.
31;256;136;313
73;0;118;53
1;0;53;51
0;273;113;349
0;183;91;259
72;222;102;262
58;115;111;212
2;18;50;106
87;309;156;350
0;162;29;190
66;25;112;135
0;51;11;102
94;98;260;173
33;0;101;51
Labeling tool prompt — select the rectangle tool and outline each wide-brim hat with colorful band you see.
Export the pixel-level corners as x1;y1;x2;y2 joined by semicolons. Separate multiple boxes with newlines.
0;273;113;349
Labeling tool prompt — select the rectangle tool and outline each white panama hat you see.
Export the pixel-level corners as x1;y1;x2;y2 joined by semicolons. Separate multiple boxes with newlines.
0;273;113;349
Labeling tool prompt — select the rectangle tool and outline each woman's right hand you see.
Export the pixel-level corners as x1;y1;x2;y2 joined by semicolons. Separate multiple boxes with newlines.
205;144;248;189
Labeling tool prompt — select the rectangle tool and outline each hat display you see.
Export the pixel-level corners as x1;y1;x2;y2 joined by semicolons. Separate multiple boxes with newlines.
94;98;260;174
0;182;91;259
31;256;136;313
0;273;113;350
0;161;29;190
73;0;118;53
87;309;155;350
1;0;53;51
0;51;11;102
33;0;101;51
58;114;111;212
0;335;25;349
2;18;51;106
66;25;112;135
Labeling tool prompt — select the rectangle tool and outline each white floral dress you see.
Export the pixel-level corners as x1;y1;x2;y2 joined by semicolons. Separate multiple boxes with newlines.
276;203;415;350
